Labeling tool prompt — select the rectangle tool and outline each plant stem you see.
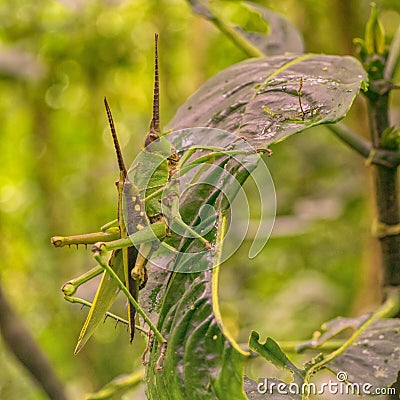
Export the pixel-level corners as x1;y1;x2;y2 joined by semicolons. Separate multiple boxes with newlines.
327;124;400;167
193;3;265;58
368;93;400;286
279;340;345;354
327;123;371;158
384;24;400;80
209;15;265;58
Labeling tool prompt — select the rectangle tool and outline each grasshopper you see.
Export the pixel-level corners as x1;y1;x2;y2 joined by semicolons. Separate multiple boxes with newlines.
52;40;169;368
50;34;212;368
51;34;269;370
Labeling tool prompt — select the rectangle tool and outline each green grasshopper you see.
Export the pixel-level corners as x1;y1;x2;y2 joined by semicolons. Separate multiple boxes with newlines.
50;35;161;359
51;34;269;370
51;34;212;367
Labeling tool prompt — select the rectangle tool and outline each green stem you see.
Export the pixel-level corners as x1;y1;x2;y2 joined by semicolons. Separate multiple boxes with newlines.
241;340;345;355
327;123;371;158
212;211;250;356
202;8;264;58
280;340;345;354
327;124;400;168
189;0;264;57
94;254;166;345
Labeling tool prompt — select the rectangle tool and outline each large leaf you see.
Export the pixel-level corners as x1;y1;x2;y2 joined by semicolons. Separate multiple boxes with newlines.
140;56;368;397
136;20;367;400
289;314;400;395
145;269;249;400
168;54;367;148
141;130;261;399
329;319;400;392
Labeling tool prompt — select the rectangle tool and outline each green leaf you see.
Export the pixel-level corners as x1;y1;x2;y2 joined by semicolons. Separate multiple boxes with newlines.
328;319;400;392
188;1;304;56
141;130;262;399
143;59;363;395
381;126;400;150
84;371;143;400
145;270;249;400
235;3;304;55
384;24;400;79
364;3;386;55
248;331;304;379
168;54;367;149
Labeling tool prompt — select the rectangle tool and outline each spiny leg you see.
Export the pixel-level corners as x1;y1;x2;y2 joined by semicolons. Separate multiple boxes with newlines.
61;265;104;296
64;295;149;336
51;228;120;248
74;248;127;354
93;244;167;356
91;222;167;342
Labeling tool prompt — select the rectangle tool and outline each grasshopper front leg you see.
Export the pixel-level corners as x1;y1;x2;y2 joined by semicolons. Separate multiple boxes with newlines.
51;227;120;248
55;222;121;295
163;189;213;250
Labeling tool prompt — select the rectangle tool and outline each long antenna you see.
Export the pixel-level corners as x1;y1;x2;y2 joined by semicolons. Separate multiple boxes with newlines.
150;33;160;133
104;97;127;179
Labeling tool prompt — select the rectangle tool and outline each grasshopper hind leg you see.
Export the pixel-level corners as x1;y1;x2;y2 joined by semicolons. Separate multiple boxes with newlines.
126;246;149;343
126;246;139;343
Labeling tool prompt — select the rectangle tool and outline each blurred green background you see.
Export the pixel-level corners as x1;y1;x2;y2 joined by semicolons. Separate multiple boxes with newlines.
0;0;399;399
